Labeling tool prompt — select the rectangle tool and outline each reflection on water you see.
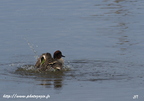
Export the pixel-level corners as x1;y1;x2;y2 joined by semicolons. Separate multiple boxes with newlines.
114;0;125;3
39;79;62;89
14;65;69;89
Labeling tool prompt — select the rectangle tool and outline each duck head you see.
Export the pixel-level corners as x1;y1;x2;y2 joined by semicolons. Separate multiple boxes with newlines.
53;50;65;59
35;53;54;69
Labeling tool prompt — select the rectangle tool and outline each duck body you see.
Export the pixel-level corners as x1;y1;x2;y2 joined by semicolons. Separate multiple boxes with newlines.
35;50;65;71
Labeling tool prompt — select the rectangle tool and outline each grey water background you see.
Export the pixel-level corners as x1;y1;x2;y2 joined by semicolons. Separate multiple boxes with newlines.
0;0;144;101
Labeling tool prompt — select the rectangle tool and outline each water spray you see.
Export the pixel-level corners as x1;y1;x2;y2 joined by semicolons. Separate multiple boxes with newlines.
24;38;39;60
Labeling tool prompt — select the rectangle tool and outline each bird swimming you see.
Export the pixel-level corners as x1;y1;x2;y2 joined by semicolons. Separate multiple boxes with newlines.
35;50;65;71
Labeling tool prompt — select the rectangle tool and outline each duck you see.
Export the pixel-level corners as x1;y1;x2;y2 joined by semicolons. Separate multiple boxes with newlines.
35;50;65;71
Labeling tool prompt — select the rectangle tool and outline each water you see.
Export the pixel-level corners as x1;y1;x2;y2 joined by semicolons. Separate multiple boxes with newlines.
0;0;144;101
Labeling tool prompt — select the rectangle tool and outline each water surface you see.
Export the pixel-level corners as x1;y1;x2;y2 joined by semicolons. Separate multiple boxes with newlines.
0;0;144;101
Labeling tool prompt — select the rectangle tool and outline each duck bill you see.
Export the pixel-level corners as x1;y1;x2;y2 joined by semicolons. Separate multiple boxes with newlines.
62;55;65;57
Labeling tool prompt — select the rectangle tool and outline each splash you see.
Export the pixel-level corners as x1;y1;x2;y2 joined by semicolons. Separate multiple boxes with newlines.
15;64;71;76
24;38;39;60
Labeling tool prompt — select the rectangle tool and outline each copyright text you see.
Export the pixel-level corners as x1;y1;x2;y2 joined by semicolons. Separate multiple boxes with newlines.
3;94;50;99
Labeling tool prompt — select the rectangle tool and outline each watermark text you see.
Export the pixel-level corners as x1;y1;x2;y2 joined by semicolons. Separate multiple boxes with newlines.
3;94;50;99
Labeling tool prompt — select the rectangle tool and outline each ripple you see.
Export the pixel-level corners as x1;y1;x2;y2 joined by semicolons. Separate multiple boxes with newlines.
65;59;132;82
10;59;144;84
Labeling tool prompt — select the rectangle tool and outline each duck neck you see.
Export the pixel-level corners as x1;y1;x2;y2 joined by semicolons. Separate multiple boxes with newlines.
56;58;64;65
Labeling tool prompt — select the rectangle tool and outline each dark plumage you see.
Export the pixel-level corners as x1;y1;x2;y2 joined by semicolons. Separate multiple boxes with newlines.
35;50;65;71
